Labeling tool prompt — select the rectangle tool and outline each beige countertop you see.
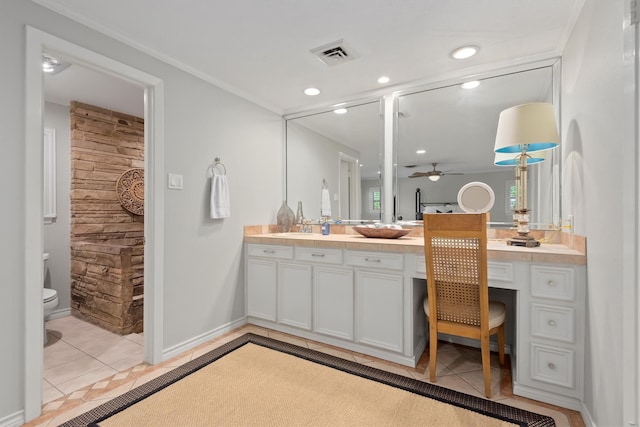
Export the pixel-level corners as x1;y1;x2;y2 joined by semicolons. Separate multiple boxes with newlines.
244;232;586;265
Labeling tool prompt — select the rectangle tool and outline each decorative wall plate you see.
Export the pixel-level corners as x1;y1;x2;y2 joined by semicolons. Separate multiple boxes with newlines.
116;168;144;216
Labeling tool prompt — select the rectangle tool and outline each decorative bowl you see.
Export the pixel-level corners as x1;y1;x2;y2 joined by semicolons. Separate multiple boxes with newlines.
353;226;411;239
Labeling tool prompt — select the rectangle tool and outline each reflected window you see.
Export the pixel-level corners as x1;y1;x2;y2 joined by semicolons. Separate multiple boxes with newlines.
506;180;517;214
369;187;381;214
44;128;56;224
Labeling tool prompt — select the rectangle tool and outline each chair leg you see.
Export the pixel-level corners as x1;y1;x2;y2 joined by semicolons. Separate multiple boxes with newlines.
429;322;438;382
497;324;505;366
481;333;492;398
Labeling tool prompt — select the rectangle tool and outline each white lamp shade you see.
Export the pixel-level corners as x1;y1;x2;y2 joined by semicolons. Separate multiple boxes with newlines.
494;150;545;166
494;102;559;154
428;174;441;182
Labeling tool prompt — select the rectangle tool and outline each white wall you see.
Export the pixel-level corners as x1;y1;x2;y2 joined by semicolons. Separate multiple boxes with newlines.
43;102;71;312
0;1;282;421
562;0;633;425
287;121;359;221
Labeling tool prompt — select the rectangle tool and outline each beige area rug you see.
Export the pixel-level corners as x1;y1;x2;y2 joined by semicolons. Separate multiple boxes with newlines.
61;333;555;427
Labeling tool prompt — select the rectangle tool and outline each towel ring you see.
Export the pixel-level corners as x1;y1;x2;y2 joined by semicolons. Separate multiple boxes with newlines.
210;157;227;176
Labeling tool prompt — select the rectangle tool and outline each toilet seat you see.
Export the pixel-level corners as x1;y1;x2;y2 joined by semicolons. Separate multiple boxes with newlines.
43;288;57;303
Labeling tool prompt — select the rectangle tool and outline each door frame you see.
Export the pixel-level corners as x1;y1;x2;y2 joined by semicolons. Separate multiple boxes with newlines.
24;26;165;421
338;152;360;220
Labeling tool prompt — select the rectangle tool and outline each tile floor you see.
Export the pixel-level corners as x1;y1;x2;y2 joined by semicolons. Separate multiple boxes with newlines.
26;316;585;426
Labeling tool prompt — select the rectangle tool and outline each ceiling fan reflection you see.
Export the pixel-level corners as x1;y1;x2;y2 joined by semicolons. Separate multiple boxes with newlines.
408;163;464;181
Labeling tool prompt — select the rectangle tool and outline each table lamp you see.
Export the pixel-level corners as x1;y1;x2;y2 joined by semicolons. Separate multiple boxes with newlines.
494;102;559;247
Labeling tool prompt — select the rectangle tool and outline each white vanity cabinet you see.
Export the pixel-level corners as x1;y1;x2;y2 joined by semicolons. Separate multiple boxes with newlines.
278;262;312;330
246;244;293;321
245;243;423;366
347;251;405;353
312;265;354;340
244;236;586;411
279;247;351;334
513;263;585;409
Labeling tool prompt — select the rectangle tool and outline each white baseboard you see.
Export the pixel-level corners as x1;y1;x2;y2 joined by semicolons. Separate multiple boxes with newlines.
47;308;71;321
0;410;24;427
580;402;596;427
161;318;247;361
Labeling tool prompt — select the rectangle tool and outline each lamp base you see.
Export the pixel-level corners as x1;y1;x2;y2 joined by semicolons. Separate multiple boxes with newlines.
507;233;540;248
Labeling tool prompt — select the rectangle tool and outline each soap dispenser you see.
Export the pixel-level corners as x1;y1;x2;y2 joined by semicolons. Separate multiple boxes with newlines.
321;216;330;235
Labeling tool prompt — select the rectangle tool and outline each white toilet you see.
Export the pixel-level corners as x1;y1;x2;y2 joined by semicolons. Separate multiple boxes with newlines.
43;253;59;345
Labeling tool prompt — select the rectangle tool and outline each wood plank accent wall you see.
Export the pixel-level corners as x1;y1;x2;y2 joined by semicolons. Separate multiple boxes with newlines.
70;101;144;241
69;101;145;334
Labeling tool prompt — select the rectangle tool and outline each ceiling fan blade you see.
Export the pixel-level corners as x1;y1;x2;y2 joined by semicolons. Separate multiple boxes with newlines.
409;172;430;178
442;172;464;176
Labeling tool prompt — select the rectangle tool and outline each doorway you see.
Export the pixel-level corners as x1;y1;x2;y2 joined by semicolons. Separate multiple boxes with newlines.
25;26;165;421
338;152;360;220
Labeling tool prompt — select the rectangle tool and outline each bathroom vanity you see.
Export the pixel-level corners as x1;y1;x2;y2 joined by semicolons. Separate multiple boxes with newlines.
244;230;586;410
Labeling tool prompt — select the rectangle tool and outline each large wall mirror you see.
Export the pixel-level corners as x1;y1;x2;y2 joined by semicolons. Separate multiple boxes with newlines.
285;100;383;222
395;59;560;227
284;58;561;227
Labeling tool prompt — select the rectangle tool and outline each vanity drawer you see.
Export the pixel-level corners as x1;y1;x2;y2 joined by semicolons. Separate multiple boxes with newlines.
531;303;575;343
296;247;343;265
345;251;404;271
414;257;515;286
531;266;575;301
530;343;574;389
247;244;293;260
488;262;514;283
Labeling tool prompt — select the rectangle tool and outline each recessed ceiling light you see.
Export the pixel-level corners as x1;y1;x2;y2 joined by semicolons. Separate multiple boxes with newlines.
451;45;479;60
304;87;320;96
378;76;390;84
461;80;480;89
416;149;426;154
333;108;348;114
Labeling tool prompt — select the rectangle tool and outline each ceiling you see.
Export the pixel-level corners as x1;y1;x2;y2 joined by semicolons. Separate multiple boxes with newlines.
38;0;583;116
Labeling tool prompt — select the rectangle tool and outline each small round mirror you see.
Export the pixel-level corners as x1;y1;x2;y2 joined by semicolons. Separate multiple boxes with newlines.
457;182;495;213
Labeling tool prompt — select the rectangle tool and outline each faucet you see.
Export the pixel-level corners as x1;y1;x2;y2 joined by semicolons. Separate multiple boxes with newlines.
299;218;313;233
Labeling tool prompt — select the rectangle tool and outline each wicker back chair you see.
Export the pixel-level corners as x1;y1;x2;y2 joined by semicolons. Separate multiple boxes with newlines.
422;213;505;398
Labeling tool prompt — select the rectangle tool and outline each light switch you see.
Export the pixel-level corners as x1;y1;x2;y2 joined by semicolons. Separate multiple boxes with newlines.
168;173;183;190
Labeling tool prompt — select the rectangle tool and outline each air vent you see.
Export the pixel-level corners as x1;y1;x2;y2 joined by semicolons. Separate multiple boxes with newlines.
310;39;358;66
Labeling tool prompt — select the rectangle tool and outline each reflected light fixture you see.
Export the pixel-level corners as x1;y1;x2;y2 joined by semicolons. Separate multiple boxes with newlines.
333;108;348;114
494;102;559;247
304;87;320;96
461;80;480;89
416;149;426;154
42;54;70;75
378;76;390;84
451;45;479;59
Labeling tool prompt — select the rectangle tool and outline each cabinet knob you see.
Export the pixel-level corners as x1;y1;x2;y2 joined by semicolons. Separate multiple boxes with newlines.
548;319;557;327
365;258;381;263
547;362;556;370
547;280;556;287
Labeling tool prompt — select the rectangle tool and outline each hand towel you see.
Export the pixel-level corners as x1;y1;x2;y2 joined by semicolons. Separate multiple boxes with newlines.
321;188;332;217
210;175;230;219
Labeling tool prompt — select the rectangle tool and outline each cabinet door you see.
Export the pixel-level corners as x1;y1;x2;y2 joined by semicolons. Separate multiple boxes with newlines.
247;258;277;321
313;267;354;340
355;269;404;352
278;262;312;330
